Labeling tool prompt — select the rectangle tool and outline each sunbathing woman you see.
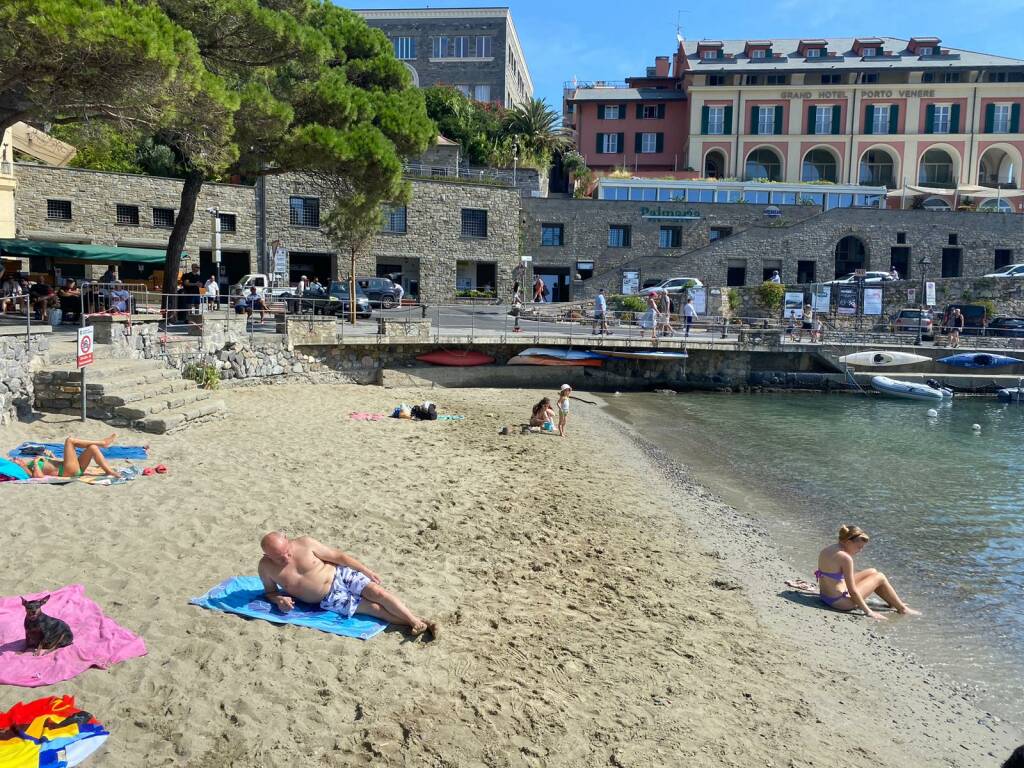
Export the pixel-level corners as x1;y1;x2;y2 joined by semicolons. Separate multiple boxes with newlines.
530;398;555;431
17;434;121;479
815;524;921;620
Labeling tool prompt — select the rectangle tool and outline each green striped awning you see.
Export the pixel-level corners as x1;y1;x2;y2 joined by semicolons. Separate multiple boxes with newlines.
0;239;182;264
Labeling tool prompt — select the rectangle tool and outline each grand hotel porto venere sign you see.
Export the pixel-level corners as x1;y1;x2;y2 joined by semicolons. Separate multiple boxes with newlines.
639;206;702;220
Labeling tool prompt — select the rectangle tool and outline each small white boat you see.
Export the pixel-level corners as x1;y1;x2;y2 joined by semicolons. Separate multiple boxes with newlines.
870;375;953;401
839;351;931;367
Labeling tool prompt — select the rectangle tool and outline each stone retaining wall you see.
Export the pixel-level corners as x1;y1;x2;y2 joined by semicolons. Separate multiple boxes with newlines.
0;327;49;425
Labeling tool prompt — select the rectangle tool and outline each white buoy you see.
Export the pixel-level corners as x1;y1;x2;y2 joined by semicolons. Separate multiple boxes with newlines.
927;409;938;418
972;423;982;432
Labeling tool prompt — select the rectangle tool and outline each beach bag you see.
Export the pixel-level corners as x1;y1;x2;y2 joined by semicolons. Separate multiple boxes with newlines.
48;309;63;327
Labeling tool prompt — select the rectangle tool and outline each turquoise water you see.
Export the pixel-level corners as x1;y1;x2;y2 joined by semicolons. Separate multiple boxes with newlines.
610;391;1024;722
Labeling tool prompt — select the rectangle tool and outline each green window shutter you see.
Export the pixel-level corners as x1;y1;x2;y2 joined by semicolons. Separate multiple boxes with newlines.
751;105;759;134
656;133;664;153
889;105;899;134
723;105;733;133
950;103;961;133
596;133;603;153
617;132;624;150
598;105;605;120
984;103;995;133
925;104;935;134
636;104;644;120
701;106;709;134
618;104;626;119
1012;104;1021;133
657;104;666;119
774;105;784;135
807;105;815;134
831;104;841;134
864;105;874;135
635;132;643;152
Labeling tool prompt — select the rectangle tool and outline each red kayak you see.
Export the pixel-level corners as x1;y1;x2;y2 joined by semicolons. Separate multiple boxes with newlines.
416;350;495;367
507;355;604;367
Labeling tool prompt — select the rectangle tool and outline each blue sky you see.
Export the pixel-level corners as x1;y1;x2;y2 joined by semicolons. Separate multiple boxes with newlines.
345;0;1024;109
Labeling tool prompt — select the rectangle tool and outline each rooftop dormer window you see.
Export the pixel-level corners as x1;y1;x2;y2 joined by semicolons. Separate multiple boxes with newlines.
918;47;933;57
807;48;822;58
751;49;766;59
863;47;877;57
702;50;717;60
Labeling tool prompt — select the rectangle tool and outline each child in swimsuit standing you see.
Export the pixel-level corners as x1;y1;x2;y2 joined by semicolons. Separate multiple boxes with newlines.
556;384;571;437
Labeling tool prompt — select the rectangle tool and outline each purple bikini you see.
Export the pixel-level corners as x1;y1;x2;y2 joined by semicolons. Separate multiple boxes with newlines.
814;569;850;607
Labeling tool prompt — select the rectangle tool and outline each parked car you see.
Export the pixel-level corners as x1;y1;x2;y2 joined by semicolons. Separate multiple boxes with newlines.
282;282;371;318
638;277;703;297
983;263;1024;278
940;303;988;336
829;271;896;284
355;276;402;308
230;273;293;299
986;316;1024;338
893;308;935;340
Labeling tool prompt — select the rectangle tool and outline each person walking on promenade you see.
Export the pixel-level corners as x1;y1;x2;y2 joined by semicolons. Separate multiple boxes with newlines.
659;290;674;336
204;275;219;308
949;308;964;348
510;285;523;333
682;296;697;338
645;292;660;341
797;303;814;342
593;289;610;335
815;525;921;620
259;532;438;639
533;276;545;303
556;384;572;437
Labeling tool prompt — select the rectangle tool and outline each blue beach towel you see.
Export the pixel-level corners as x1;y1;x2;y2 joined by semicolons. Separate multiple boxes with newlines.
437;415;464;421
190;576;388;641
9;443;149;461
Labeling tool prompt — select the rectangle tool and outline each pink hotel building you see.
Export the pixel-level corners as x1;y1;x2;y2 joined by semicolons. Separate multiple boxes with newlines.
565;37;1024;211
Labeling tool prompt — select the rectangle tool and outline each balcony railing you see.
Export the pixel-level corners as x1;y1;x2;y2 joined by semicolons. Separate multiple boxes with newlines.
563;80;630;91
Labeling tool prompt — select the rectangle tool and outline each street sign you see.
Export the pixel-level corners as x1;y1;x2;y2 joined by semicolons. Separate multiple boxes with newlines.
520;255;533;262
925;281;936;306
854;268;867;278
77;326;94;368
273;245;288;275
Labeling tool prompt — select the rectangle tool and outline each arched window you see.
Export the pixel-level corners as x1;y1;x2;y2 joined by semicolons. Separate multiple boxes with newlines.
704;150;726;179
801;148;838;182
745;148;782;181
977;198;1014;213
921;196;950;211
834;235;867;276
978;147;1018;189
859;149;895;188
918;148;956;188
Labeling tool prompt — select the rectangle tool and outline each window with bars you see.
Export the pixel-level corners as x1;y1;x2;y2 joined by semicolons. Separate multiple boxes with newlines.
608;225;631;248
393;37;415;60
218;213;236;233
432;36;449;58
46;200;72;220
658;226;682;248
461;208;488;238
116;204;139;225
152;208;175;228
382;205;407;234
289;197;320;227
475;36;492;57
541;224;564;246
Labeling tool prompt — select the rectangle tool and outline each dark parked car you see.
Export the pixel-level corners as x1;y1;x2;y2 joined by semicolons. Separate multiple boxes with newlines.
284;282;371;318
986;317;1024;338
355;276;402;308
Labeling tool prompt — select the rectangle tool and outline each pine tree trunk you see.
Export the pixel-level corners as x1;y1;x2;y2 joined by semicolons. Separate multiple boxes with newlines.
161;170;204;308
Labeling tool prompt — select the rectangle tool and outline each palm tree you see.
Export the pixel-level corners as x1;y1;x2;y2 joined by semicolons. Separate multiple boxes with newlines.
502;98;570;166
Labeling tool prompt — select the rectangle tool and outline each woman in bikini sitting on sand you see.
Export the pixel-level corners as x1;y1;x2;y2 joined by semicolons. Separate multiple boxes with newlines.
16;434;121;479
530;398;556;431
815;524;921;620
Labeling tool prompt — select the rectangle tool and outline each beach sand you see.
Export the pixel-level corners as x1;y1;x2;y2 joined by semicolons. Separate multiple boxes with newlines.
0;382;1017;766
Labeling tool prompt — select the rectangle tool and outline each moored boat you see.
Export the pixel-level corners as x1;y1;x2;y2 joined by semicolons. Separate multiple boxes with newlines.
838;351;931;367
594;350;688;360
870;375;953;401
937;353;1023;369
415;350;495;367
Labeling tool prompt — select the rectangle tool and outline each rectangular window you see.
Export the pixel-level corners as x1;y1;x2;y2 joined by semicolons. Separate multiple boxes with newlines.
933;105;951;133
897;232;907;244
115;204;139;226
46;199;71;220
432;36;449;58
702;50;716;60
751;49;766;59
601;133;620;153
797;260;817;284
745;75;760;86
726;260;747;286
948;233;958;246
475;35;492;57
941;247;961;278
766;74;787;85
289;196;320;227
393;36;415;60
863;47;877;58
382;205;407;234
821;73;841;85
993;104;1011;133
640;133;658;153
541;224;564;246
152;207;175;228
473;84;491;102
218;213;236;233
757;105;775;135
603;104;620;120
862;73;878;84
995;248;1013;270
943;72;960;83
455;84;471;97
608;225;631;248
709;226;732;242
708;75;726;86
807;48;821;58
872;106;890;134
918;47;933;56
814;106;832;135
453;36;468;57
642;105;659;119
461;208;487;238
659;226;682;248
707;106;725;134
922;72;934;83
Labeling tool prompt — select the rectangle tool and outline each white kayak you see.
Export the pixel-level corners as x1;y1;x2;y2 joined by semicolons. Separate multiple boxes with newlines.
870;375;953;401
839;351;931;367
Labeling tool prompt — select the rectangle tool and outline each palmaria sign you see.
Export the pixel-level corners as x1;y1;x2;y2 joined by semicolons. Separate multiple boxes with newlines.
639;207;702;220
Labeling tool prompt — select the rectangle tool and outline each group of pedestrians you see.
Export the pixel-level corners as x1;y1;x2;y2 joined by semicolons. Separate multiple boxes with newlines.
641;290;697;340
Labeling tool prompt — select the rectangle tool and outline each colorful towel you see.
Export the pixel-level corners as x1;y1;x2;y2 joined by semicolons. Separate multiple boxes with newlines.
9;443;149;461
3;467;141;487
190;576;388;641
349;412;383;421
437;415;464;421
0;584;147;687
0;695;109;768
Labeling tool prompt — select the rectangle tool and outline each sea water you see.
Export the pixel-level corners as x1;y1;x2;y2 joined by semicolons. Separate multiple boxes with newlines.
608;391;1024;723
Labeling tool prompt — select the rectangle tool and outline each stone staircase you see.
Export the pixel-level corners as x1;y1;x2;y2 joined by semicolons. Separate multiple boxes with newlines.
33;358;227;433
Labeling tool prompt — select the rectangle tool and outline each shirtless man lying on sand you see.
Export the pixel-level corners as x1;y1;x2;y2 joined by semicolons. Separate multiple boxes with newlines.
258;532;438;639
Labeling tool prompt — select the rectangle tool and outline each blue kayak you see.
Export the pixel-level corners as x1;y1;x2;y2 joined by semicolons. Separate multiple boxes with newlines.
938;353;1023;368
517;347;608;360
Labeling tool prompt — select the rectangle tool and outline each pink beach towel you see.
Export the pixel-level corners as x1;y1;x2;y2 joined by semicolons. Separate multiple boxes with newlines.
349;412;383;421
0;584;147;687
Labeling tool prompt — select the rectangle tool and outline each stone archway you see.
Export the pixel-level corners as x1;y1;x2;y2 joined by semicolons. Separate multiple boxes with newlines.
834;235;868;277
704;149;726;178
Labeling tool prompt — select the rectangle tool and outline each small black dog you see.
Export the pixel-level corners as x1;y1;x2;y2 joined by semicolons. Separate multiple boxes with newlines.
22;595;74;655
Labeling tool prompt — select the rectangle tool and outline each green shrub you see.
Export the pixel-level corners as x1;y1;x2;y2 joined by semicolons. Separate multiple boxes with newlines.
455;289;496;299
184;363;220;390
726;288;742;314
755;281;785;313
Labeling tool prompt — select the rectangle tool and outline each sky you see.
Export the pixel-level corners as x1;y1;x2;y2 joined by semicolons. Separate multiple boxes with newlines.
344;0;1024;109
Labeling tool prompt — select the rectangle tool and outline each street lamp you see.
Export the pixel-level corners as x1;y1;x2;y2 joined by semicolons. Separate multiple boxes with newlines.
916;254;932;345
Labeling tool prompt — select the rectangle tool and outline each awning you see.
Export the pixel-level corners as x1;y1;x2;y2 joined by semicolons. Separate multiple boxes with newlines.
0;239;182;264
888;184;1024;198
